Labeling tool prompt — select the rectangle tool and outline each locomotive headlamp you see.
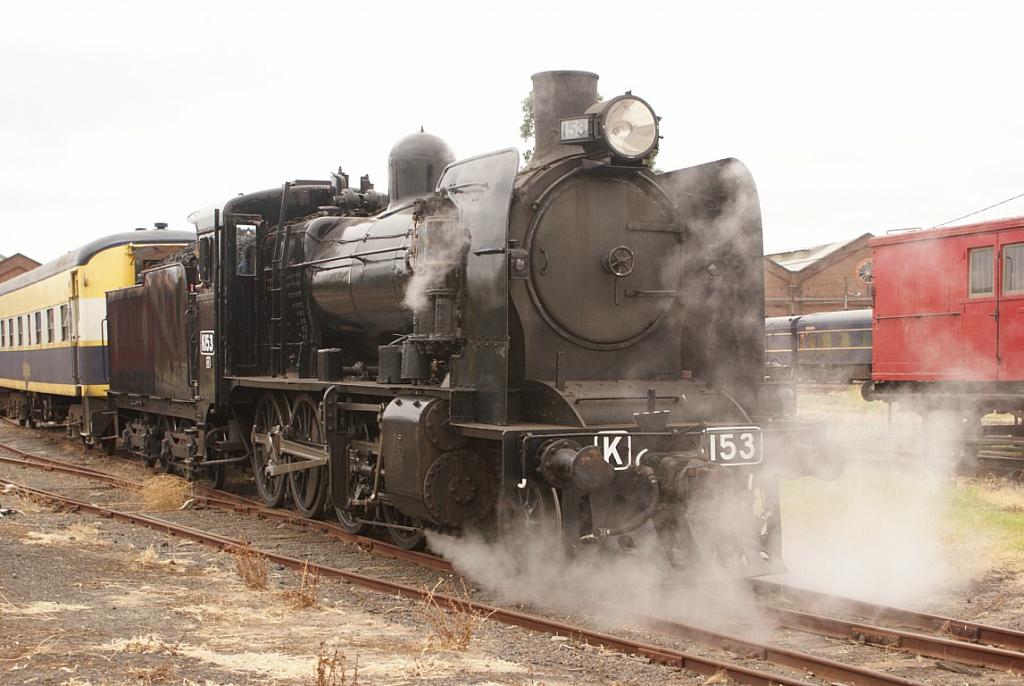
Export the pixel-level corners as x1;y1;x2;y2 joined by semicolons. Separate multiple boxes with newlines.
601;96;658;160
558;93;659;162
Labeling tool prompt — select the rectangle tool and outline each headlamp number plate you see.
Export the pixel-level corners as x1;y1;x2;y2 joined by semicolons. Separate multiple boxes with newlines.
559;117;592;143
703;426;763;466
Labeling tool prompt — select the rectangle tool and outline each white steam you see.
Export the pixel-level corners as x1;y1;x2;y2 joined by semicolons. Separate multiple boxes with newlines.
403;214;468;312
774;389;988;607
426;494;773;640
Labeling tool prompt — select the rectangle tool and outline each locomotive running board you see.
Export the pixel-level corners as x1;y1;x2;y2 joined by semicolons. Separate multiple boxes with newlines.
251;427;329;477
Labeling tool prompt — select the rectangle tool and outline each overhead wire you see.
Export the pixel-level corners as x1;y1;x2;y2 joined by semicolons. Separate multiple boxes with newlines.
931;190;1024;229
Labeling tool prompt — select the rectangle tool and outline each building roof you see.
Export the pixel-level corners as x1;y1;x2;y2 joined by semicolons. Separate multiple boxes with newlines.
766;233;873;272
0;253;41;267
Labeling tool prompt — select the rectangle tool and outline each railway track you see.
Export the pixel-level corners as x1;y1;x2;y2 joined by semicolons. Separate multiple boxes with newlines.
0;473;830;686
4;425;1024;684
835;438;1024;478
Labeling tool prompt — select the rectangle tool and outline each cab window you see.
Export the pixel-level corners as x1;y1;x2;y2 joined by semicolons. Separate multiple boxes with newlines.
198;235;215;283
969;246;994;296
236;225;257;275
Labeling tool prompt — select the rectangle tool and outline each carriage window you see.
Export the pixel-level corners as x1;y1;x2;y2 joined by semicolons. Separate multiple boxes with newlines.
34;312;42;344
17;316;23;346
1004;243;1024;294
1;320;5;347
60;305;70;341
8;319;13;346
969;246;994;296
46;308;54;343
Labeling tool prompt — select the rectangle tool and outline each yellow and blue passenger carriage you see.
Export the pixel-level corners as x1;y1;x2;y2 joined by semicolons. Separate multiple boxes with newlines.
0;229;194;436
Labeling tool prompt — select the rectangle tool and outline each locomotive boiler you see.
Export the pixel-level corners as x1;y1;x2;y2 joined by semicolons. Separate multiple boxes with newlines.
104;70;810;576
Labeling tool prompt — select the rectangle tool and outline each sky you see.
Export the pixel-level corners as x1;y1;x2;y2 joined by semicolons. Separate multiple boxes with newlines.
2;1;1022;263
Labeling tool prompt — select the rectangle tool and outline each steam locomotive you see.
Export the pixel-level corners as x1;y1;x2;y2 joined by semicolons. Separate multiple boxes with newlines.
96;71;813;575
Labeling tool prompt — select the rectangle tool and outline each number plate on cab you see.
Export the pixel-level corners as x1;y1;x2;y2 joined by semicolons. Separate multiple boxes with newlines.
703;426;763;466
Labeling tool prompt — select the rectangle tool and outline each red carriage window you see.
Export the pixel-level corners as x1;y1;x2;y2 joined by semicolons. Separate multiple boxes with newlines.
1004;243;1024;294
969;246;994;297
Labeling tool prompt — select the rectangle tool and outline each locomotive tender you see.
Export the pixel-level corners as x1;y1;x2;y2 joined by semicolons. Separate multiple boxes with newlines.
102;71;809;574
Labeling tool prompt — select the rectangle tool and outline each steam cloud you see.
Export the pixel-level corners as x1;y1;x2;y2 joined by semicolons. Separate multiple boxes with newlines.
402;212;468;312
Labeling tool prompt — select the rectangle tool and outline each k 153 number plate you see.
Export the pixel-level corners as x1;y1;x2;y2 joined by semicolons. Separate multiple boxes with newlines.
703;426;763;465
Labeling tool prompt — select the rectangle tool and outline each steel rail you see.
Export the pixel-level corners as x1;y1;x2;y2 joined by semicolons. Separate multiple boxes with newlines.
0;475;819;686
753;580;1024;653
752;600;1024;672
589;601;925;686
0;440;452;572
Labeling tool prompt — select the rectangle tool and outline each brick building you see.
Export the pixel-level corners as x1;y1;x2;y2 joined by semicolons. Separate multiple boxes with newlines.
764;233;874;316
0;253;40;284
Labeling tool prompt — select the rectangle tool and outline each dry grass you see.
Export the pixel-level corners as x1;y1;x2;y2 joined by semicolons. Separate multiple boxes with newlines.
232;542;269;590
0;632;64;664
703;669;732;684
280;560;319;609
25;523;104;546
4;484;53;513
0;589;23;613
314;641;358;685
963;476;1024;512
127;663;174;685
418;577;490;651
139;475;192;511
111;634;181;656
133;544;186;572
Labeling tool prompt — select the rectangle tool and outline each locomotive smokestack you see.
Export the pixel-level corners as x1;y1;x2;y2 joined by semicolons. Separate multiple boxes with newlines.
529;70;599;166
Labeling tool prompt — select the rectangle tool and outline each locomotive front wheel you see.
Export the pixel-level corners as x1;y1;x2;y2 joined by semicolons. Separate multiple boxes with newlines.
251;393;288;508
501;483;562;542
334;504;370;535
382;505;426;551
287;394;328;518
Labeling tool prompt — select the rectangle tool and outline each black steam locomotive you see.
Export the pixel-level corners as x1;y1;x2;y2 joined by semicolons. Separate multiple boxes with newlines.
99;71;811;575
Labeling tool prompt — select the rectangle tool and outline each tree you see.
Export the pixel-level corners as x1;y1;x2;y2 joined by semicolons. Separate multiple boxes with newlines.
520;93;534;163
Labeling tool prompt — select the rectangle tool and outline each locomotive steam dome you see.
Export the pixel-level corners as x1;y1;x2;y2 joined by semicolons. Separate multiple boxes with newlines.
387;130;455;204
